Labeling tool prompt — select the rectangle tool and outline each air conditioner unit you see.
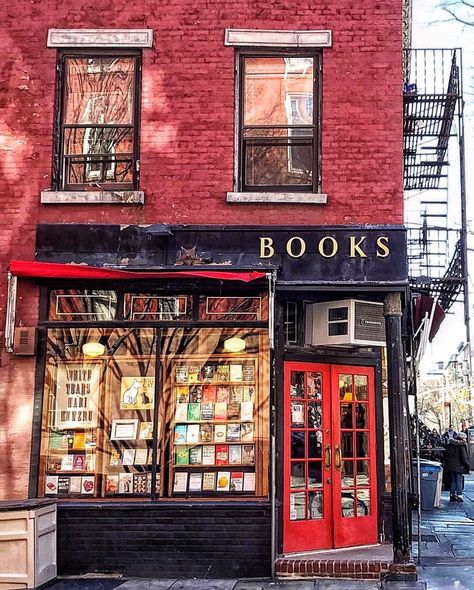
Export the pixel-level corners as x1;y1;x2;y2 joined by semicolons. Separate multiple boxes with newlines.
305;299;386;347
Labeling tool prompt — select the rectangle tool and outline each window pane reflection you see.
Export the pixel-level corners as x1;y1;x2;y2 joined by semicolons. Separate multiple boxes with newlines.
291;431;305;458
308;402;322;429
355;403;368;428
290;372;305;398
309;491;323;519
340;403;353;428
308;431;322;458
339;374;353;401
356;433;369;457
355;375;368;400
307;372;322;399
290;491;306;520
308;461;322;488
342;432;354;457
290;462;305;488
341;460;354;487
357;490;370;516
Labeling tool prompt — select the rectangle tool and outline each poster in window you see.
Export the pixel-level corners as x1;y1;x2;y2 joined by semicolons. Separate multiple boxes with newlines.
55;363;100;429
120;377;155;410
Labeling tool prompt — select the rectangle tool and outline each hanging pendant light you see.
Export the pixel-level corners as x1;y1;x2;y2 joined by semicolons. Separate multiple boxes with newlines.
224;336;246;353
82;342;106;357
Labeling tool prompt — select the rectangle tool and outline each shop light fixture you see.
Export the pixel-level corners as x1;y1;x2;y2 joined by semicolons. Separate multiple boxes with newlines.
82;341;106;357
223;336;246;353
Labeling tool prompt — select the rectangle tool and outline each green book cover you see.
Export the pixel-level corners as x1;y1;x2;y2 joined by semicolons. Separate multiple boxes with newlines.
187;402;201;421
176;447;189;465
49;431;63;449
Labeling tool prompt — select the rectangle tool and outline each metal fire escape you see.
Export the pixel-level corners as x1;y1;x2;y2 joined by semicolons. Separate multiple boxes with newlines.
403;48;469;337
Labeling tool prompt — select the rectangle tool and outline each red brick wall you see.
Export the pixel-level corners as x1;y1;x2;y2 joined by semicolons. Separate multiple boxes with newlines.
0;0;403;498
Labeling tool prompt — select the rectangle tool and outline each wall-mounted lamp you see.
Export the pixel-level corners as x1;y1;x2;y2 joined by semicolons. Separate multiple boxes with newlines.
82;342;106;357
224;336;246;353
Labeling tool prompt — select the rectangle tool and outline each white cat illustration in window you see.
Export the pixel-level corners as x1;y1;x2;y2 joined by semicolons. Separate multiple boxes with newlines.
122;378;141;405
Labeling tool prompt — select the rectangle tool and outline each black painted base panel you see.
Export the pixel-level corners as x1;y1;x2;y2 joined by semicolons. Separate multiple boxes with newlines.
57;502;272;579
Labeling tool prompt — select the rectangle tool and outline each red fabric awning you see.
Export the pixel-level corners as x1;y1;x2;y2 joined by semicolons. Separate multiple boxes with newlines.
9;260;266;283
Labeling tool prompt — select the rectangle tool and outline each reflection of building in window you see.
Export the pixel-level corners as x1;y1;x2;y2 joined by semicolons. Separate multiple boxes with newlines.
286;93;313;177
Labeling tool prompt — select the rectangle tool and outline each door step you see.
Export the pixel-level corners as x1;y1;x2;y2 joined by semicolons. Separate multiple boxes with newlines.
275;558;417;580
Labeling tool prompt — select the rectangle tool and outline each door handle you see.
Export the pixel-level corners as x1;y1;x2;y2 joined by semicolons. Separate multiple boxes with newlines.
335;445;342;471
324;444;331;469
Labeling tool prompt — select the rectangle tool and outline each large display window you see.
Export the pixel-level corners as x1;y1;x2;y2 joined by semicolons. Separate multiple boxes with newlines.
39;321;269;500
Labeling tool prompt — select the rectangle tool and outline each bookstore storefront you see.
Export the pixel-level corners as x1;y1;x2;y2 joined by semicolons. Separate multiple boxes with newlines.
8;224;408;578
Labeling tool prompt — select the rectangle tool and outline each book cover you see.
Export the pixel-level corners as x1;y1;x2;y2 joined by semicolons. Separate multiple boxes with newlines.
242;365;255;382
147;448;154;465
72;454;86;471
189;472;203;492
202;385;216;403
202;471;216;491
243;386;255;402
122;448;135;466
226;423;241;442
173;472;188;493
58;476;70;494
109;450;121;466
85;431;97;448
215;444;229;465
138;421;153;440
85;454;95;471
200;423;213;442
216;471;231;492
73;432;86;450
242;445;255;465
216;365;230;382
230;386;243;402
216;386;230;403
243;472;256;492
189;446;202;465
227;402;240;421
175;385;189;403
69;476;82;493
202;445;215;465
200;402;214;421
201;365;215;381
176;447;189;465
46;455;62;471
82;476;95;495
60;455;74;471
291;402;305;426
49;431;62;449
175;403;188;422
214;402;227;421
118;473;133;494
229;444;242;465
133;473;148;494
241;422;254;443
174;424;187;444
188;365;201;383
240;402;254;422
189;385;203;403
45;475;58;495
214;424;227;443
134;448;148;465
230;471;244;492
187;402;201;421
186;424;200;443
175;365;189;382
229;364;243;382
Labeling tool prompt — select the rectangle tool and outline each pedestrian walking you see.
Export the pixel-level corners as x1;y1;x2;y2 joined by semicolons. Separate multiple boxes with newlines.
444;432;470;502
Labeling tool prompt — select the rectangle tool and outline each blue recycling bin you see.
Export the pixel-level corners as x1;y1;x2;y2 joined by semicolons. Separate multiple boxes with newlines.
413;460;443;510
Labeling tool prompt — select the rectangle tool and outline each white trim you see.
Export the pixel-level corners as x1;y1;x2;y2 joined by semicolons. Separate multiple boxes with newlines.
41;191;144;204
47;29;153;48
226;192;327;204
224;29;332;48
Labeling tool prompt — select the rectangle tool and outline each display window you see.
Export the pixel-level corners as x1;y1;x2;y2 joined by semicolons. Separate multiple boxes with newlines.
38;297;269;500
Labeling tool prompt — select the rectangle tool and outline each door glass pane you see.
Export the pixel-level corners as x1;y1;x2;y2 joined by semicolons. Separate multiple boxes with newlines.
290;462;305;488
308;431;322;458
357;490;370;516
290;491;306;520
356;432;369;457
341;492;355;518
340;403;353;428
308;402;322;428
339;374;353;401
341;460;354;487
355;375;368;400
291;402;305;427
355;403;368;428
290;371;305;398
357;460;370;485
342;432;354;457
309;491;323;519
291;431;305;458
308;461;322;488
307;372;322;399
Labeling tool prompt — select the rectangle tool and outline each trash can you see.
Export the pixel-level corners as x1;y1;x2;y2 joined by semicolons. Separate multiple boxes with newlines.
412;459;443;510
0;498;57;589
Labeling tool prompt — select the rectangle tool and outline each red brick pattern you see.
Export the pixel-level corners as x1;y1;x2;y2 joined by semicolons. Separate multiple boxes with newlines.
275;558;417;579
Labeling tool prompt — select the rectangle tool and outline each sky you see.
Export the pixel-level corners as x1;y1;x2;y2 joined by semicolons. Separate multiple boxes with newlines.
412;0;474;371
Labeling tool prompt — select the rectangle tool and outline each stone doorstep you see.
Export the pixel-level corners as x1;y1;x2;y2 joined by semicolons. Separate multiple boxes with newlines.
275;558;417;580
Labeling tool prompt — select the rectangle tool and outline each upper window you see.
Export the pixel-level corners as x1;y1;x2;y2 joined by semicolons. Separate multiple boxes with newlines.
55;52;140;190
239;53;320;192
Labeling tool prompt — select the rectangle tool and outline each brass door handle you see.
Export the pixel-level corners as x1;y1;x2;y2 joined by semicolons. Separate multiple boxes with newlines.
335;445;342;470
324;444;331;469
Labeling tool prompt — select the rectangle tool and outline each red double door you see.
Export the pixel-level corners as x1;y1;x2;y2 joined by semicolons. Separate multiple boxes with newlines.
283;362;378;553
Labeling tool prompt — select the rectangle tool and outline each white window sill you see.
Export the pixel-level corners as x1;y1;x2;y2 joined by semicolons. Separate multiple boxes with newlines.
41;191;144;204
226;192;327;204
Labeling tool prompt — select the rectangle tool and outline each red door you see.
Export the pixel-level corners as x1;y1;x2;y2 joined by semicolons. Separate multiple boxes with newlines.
283;362;377;553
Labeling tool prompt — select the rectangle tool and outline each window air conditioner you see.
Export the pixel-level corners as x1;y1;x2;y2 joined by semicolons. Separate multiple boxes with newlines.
305;299;386;347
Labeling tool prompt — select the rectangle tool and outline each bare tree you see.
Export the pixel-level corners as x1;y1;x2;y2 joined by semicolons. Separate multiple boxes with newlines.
441;0;474;27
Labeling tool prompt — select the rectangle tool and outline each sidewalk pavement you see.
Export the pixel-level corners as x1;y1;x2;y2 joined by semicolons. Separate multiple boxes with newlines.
43;474;474;590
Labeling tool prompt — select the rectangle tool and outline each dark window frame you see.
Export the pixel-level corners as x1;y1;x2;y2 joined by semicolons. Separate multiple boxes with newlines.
52;49;142;191
237;48;321;193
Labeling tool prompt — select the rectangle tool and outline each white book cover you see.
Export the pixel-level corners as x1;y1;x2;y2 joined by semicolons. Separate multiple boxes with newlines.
118;473;133;494
229;445;242;465
69;476;82;493
175;403;188;422
202;445;215;465
243;472;256;492
229;364;243;382
45;475;58;495
240;402;253;421
122;448;135;466
189;472;203;492
186;424;200;443
81;475;95;495
173;472;188;493
134;448;148;465
60;455;74;471
214;424;227;443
